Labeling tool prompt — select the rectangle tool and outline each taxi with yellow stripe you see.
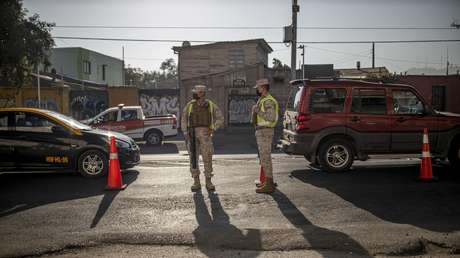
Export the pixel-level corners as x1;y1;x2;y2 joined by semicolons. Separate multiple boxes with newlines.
0;108;140;177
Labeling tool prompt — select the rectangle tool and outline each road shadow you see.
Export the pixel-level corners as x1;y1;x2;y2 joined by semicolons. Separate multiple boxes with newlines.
271;189;372;257
193;191;261;257
0;170;139;218
290;165;460;232
139;143;179;154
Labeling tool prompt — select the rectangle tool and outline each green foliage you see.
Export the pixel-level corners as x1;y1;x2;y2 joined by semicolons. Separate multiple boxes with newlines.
0;0;55;87
125;58;177;88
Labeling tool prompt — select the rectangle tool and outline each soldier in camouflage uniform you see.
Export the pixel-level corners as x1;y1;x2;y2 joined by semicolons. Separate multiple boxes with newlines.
251;78;279;194
181;85;224;192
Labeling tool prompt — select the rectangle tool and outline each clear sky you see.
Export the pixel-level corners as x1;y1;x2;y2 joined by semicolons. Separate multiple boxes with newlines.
23;0;460;73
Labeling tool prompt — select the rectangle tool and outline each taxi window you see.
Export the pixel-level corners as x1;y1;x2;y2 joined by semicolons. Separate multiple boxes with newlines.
0;112;8;131
15;112;58;133
121;109;138;121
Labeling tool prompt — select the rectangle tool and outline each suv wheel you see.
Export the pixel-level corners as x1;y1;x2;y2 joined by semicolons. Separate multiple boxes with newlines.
448;141;460;170
78;150;108;178
145;130;163;145
318;138;354;172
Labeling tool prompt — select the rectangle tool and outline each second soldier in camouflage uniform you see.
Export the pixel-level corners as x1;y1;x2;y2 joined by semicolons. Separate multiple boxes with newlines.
181;85;224;192
252;78;279;194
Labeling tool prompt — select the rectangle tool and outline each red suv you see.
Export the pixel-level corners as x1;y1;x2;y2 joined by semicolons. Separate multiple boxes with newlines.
279;79;460;172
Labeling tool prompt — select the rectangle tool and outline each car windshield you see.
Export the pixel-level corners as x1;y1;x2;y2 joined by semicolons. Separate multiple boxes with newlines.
42;110;92;130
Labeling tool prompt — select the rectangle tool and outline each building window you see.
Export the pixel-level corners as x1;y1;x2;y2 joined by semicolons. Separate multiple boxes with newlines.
229;49;245;68
432;85;446;111
102;65;107;81
83;60;91;74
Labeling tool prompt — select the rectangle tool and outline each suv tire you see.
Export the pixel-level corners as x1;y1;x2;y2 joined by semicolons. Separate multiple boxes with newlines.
318;138;354;172
448;140;460;170
78;149;108;178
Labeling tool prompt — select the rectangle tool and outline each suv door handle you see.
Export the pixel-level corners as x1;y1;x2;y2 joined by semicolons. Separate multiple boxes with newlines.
350;116;360;123
396;117;406;123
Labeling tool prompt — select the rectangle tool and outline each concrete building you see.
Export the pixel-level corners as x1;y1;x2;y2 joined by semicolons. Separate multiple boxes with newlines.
45;47;124;86
173;39;291;128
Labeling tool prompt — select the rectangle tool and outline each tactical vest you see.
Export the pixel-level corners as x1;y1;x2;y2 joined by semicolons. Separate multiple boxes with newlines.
256;94;279;128
189;101;212;128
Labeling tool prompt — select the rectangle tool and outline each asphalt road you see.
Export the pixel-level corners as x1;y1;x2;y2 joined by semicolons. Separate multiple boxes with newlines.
1;138;460;257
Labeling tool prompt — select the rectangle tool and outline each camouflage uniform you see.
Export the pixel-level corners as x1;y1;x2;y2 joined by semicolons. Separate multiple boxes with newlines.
181;98;224;179
253;98;277;178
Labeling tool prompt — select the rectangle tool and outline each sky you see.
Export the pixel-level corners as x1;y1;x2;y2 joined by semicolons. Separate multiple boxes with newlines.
23;0;460;74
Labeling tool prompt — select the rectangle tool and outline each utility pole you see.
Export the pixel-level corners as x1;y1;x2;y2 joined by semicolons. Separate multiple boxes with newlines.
372;42;375;68
37;65;41;108
446;47;449;76
291;0;299;80
299;45;305;78
122;46;125;85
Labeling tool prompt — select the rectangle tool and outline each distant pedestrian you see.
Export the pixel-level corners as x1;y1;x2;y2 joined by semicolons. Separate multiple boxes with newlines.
181;85;224;192
251;78;279;194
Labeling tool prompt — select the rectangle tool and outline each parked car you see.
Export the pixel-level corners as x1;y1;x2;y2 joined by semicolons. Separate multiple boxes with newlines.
279;79;460;172
0;108;140;177
82;104;178;145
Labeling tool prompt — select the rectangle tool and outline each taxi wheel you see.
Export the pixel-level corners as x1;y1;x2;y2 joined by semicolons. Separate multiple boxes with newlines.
145;130;163;145
78;150;108;178
318;138;354;173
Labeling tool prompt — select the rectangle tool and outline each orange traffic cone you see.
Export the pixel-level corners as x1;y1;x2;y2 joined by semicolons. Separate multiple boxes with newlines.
255;165;266;187
106;136;127;190
418;128;437;181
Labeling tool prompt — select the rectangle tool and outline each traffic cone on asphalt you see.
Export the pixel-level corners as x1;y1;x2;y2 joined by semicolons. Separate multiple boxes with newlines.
418;128;438;181
106;136;127;190
255;165;266;187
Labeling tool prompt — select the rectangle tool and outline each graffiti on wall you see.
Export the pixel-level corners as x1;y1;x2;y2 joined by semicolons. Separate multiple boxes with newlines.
139;89;179;118
228;95;258;124
24;98;59;111
0;93;15;108
70;91;108;120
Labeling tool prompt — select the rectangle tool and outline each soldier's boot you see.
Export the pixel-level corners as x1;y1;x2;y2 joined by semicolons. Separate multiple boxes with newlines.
191;176;201;192
256;177;275;194
205;177;215;191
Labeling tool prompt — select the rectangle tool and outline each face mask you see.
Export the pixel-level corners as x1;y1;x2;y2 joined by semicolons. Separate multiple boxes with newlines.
193;93;199;100
256;89;262;97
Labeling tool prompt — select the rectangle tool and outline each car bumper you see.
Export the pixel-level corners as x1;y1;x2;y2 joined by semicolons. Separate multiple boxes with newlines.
278;130;315;156
119;148;141;168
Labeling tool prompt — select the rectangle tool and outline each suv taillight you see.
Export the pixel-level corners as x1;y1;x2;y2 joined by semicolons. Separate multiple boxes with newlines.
296;113;311;132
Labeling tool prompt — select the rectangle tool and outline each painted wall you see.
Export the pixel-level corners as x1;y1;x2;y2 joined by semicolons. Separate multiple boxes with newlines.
228;95;258;125
0;86;70;114
139;89;180;119
69;90;108;120
108;87;139;107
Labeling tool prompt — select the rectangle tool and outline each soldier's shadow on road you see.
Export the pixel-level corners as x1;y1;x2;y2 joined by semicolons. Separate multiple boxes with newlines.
193;191;261;257
270;189;372;257
290;165;460;233
0;170;139;219
139;143;179;154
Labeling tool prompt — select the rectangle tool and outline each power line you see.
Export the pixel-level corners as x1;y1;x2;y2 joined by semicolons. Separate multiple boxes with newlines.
53;36;460;44
54;25;458;30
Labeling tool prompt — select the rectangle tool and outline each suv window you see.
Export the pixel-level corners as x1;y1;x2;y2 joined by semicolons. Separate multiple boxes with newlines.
0;112;8;131
15;112;59;133
351;89;387;115
121;109;138;121
310;88;346;113
393;90;424;115
287;86;303;111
